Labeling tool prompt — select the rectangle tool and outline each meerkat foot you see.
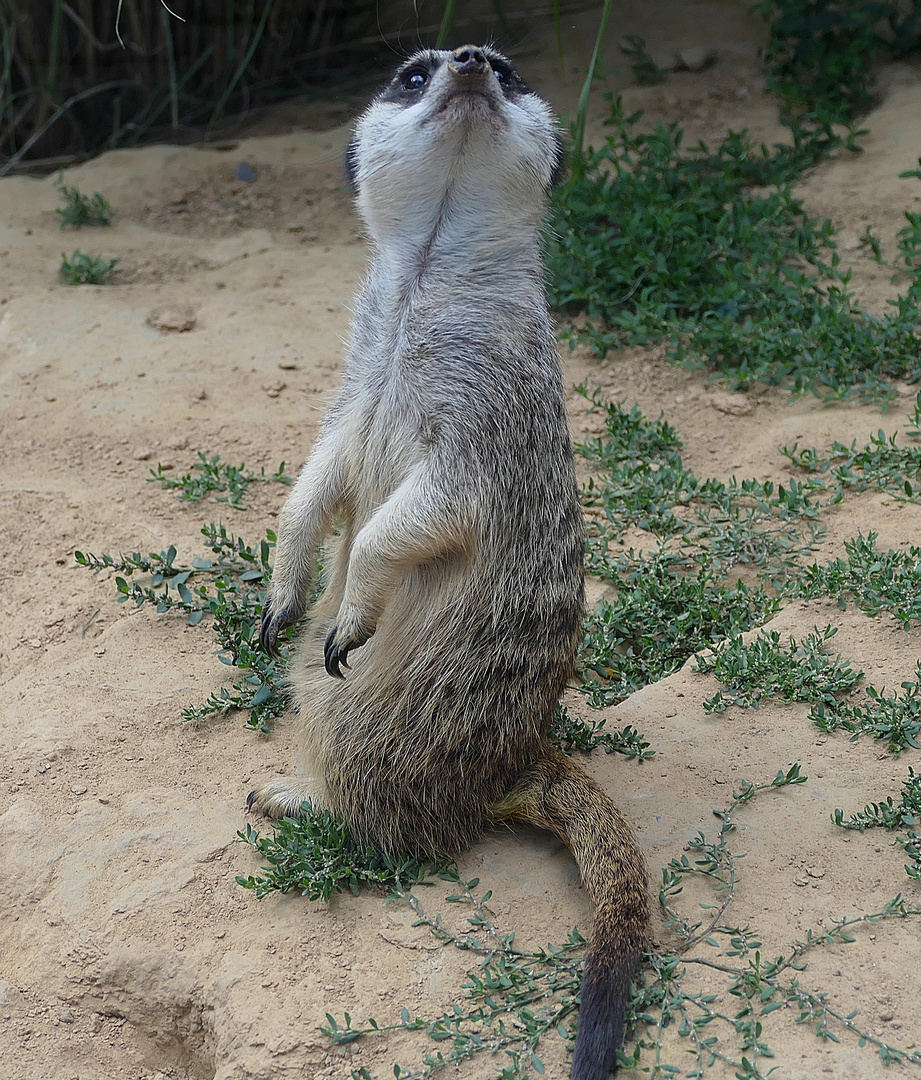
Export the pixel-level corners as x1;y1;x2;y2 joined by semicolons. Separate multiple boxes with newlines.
246;777;326;819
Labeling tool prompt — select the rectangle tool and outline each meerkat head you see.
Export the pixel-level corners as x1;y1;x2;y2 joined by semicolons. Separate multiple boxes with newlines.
346;46;561;259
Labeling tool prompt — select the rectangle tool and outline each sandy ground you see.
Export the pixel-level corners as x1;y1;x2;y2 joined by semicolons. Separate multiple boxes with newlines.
2;7;921;1079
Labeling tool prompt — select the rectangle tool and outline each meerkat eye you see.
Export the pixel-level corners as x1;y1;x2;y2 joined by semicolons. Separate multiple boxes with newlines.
400;68;429;92
491;62;512;87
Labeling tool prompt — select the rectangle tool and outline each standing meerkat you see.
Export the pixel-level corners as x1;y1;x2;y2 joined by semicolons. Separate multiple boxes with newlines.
250;45;648;1080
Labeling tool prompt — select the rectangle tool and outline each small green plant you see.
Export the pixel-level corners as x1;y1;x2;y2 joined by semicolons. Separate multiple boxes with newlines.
573;391;834;707
149;451;292;510
812;660;921;754
75;523;286;732
581;550;781;707
549;705;654;760
578;389;825;573
787;532;921;629
620;34;668;86
55;176;113;228
59;249;118;285
782;399;921;503
834;768;921;880
237;805;451;901
692;620;921;754
694;625;863;714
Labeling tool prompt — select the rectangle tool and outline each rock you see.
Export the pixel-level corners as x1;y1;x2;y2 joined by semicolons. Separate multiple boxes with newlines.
235;162;256;183
55;1005;76;1023
709;392;753;417
147;304;197;333
676;46;718;72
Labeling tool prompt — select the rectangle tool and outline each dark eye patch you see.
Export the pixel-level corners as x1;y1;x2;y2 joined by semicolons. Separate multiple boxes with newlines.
482;50;529;96
491;60;512;86
373;51;441;107
400;68;429;92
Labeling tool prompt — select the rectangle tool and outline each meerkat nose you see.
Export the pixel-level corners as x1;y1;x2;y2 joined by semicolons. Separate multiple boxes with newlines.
450;45;488;76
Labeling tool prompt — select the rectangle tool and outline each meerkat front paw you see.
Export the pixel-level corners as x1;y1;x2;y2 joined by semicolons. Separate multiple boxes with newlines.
324;605;375;678
246;776;326;819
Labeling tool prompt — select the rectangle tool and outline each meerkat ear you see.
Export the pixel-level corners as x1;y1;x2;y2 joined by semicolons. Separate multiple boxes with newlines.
344;133;360;194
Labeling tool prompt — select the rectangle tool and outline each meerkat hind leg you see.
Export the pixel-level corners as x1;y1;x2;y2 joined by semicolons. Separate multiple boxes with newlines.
246;775;327;820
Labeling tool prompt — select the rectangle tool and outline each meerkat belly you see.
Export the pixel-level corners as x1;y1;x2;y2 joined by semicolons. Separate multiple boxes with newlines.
291;533;579;856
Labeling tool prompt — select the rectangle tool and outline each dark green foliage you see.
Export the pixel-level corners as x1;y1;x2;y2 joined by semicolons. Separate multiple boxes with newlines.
549;706;654;760
59;249;118;284
581;551;781;707
787;532;921;628
546;104;921;402
781;395;921;503
755;0;921;125
579;390;825;571
573;391;837;707
812;661;921;753
694;625;863;713
55;177;113;228
149;451;291;510
237;807;451;902
691;615;921;754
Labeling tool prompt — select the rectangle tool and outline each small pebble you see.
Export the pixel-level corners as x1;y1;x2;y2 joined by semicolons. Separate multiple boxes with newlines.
147;304;197;333
235;162;256;183
676;45;718;72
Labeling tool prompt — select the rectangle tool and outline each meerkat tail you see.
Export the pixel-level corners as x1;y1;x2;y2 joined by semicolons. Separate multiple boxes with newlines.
489;749;648;1080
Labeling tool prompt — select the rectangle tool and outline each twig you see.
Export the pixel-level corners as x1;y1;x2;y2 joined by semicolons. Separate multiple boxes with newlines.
115;0;184;49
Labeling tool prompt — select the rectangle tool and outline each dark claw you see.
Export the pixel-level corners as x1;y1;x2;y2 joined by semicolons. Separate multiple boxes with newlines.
324;628;350;679
246;789;274;818
260;601;295;659
259;602;280;658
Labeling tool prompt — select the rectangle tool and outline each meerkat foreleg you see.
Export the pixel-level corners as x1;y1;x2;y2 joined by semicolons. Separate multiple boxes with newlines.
324;463;472;677
261;422;348;656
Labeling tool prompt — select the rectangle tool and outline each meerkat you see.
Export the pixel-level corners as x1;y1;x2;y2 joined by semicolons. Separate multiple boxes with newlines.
249;45;649;1080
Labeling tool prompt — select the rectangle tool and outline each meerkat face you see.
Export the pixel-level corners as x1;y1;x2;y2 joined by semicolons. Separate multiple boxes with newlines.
347;46;561;256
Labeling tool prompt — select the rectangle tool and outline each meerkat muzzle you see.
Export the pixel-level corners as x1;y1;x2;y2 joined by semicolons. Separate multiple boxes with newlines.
448;45;489;77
